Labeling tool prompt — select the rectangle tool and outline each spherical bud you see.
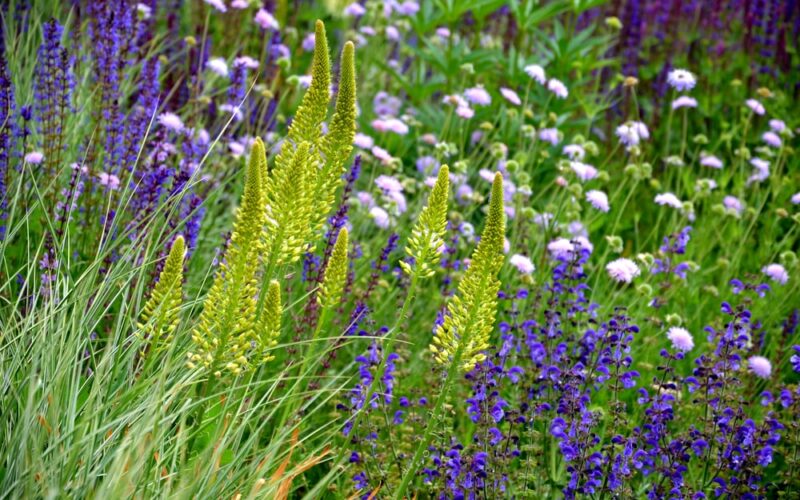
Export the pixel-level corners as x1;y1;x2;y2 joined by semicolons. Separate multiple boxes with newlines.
460;63;474;74
521;124;536;137
184;35;197;47
636;283;653;296
693;134;708;144
277;57;291;71
605;235;623;253
505;160;520;173
665;314;683;326
717;257;730;269
756;87;773;98
605;16;622;30
520;207;535;219
637;253;655;268
780;251;798;268
623;76;639;87
515;171;529;184
776;208;788;218
480;121;494;131
584;142;599;156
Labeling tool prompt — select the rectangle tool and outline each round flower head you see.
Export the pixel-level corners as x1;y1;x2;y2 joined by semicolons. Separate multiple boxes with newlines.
371;146;392;165
547;78;568;99
654;192;682;209
723;195;744;216
509;254;535;275
354;133;374;149
369;206;390;229
562;144;585;160
792;192;800;205
538;128;560;146
499;87;521;106
762;131;782;148
666;68;696;92
204;0;227;12
666;327;694;352
547;238;575;259
456;105;474;119
375;175;403;193
762;263;789;284
158;112;184;133
585;190;609;212
24;151;44;164
524;64;546;84
745;98;765;115
700;154;723;169
769;119;786;132
606;258;640;284
464;86;491;106
206;57;229;77
748;356;772;379
344;2;367;16
615;123;640;147
570;161;598;181
254;8;279;30
671;96;698;110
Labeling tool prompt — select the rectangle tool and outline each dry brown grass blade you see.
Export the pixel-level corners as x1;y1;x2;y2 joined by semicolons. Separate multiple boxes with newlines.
270;431;331;500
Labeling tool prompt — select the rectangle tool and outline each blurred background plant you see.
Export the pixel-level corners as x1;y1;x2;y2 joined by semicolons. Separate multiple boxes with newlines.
0;0;798;497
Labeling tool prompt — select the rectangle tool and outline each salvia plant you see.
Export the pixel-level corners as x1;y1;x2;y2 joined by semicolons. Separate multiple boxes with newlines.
1;1;799;499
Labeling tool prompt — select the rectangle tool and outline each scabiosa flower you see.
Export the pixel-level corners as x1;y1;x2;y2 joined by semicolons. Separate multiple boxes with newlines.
723;195;745;216
24;151;44;164
762;263;788;284
547;237;575;259
499;87;521;105
762;131;782;147
666;326;694;352
353;133;374;149
344;2;367;16
371;117;409;135
206;57;228;77
666;68;696;91
371;146;392;165
524;64;546;84
585;190;609;212
792;193;800;204
606;258;640;283
509;254;534;274
547;78;568;98
563;144;585;160
157;112;184;133
654;192;682;209
375;174;403;193
615;123;640;147
700;154;723;169
464;85;491;106
748;157;770;184
748;355;772;378
98;171;120;190
768;119;785;132
671;96;698;109
204;0;227;12
254;8;278;30
539;127;560;145
746;98;766;115
370;206;390;229
570;161;598;181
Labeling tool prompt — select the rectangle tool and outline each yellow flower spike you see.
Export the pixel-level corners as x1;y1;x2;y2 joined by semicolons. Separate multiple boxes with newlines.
136;235;186;353
318;227;349;310
188;140;268;379
431;172;506;371
257;280;282;363
400;164;450;279
288;19;331;146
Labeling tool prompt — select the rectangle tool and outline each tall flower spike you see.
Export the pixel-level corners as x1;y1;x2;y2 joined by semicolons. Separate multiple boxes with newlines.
137;235;185;352
318;227;349;310
288;19;330;147
256;280;282;364
313;40;357;233
430;172;506;371
400;165;450;279
264;141;315;266
188;139;267;378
